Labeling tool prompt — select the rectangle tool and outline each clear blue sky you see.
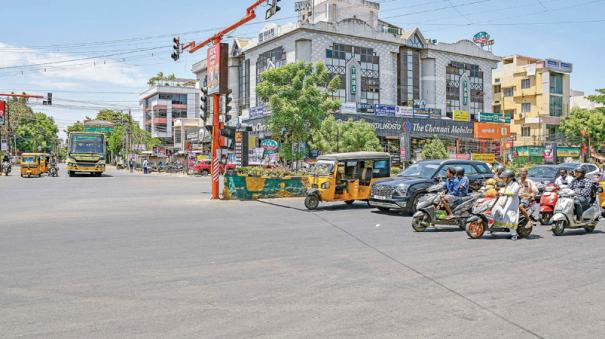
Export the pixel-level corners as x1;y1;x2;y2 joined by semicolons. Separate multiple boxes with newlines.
1;0;604;136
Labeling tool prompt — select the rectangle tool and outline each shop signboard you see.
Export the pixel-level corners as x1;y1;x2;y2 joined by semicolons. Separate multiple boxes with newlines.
234;131;248;167
374;104;396;117
471;153;495;163
454;153;471;160
260;139;279;154
479;112;511;123
544;142;556;164
396;106;414;117
250;105;268;118
473;31;490;44
453;110;469;122
473;122;510;139
402;117;474;139
1;139;7;151
412;108;430;118
0;100;6;126
333;113;403;137
340;102;357;114
356;102;374;114
557;146;580;158
84;126;113;133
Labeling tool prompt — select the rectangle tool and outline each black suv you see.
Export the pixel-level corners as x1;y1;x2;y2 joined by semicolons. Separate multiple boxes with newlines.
369;160;494;214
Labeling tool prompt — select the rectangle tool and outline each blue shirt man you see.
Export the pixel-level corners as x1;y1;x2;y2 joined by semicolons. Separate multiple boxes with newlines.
455;175;470;197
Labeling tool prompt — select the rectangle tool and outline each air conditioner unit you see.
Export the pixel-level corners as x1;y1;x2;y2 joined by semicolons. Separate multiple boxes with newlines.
519;113;526;119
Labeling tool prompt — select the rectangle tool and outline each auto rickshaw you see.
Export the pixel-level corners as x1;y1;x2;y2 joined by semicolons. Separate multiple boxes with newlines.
598;179;605;217
20;153;46;177
304;152;391;210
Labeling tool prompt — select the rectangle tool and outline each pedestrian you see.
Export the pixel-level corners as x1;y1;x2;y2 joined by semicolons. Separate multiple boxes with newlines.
142;159;149;175
128;158;134;173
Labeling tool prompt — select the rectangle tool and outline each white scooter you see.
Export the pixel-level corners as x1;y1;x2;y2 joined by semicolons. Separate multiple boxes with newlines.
551;185;602;236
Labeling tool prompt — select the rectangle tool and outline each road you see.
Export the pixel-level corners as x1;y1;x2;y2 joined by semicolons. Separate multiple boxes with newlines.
2;166;605;338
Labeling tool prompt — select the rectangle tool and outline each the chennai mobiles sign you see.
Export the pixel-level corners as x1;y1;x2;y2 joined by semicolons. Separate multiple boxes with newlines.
402;118;474;139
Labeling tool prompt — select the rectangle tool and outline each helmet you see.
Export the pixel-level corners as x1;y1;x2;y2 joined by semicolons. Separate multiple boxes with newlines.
500;169;515;179
455;166;465;176
575;165;587;175
494;163;505;175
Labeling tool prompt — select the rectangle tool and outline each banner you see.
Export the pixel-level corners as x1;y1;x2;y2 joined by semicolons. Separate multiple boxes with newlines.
557;146;580;158
374;104;396;117
402;117;474;139
479;112;511;123
544;142;556;163
453;110;469;122
471;153;495;163
474;122;510;139
0;100;5;126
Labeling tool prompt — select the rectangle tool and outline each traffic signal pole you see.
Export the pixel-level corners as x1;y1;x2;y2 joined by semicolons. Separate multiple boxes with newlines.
175;0;280;200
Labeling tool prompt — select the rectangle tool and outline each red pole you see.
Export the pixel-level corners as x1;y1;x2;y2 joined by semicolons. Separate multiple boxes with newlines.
211;89;221;199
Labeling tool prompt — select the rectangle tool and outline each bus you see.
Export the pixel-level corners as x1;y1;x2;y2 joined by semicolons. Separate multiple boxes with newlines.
66;132;107;177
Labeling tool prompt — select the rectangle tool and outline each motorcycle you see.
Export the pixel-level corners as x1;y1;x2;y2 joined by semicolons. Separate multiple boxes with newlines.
411;183;479;232
49;165;59;177
539;183;560;224
465;191;534;239
2;161;11;176
551;185;602;236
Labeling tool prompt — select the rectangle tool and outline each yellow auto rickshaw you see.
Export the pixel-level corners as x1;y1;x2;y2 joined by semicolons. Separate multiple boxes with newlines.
304;152;391;210
20;153;46;177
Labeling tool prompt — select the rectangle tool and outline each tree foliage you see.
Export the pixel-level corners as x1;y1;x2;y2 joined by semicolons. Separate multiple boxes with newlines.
147;72;177;86
560;107;605;145
14;112;59;153
309;115;382;154
420;137;448;160
586;88;605;113
256;62;341;161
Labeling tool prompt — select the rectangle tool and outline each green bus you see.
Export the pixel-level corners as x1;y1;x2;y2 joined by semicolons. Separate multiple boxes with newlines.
66;132;107;177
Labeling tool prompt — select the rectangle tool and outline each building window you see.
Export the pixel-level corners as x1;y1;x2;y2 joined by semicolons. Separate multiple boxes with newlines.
522;103;531;113
504;109;515;120
503;87;514;97
325;43;380;104
521;79;531;89
398;48;419;106
494;84;501;94
256;47;286;84
547;125;560;140
522;127;531;137
550;95;563;117
239;59;250;109
550;73;563;94
159;93;187;105
493;104;501;113
445;61;484;118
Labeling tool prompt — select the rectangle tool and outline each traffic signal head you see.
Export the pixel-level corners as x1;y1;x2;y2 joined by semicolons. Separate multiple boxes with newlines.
224;89;233;123
200;87;209;122
43;92;53;105
171;36;181;61
266;0;281;19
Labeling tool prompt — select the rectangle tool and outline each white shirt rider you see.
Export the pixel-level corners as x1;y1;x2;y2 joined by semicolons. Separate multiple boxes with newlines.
555;173;573;187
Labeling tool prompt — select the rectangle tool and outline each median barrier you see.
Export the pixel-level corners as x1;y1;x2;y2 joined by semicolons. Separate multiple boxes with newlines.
223;174;308;200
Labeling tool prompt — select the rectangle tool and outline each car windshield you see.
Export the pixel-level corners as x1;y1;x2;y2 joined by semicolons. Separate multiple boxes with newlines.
70;134;105;156
312;160;335;176
528;166;557;178
22;156;35;163
398;163;440;179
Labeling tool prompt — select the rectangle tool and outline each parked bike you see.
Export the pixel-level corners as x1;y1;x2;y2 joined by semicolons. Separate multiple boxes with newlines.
411;183;478;232
551;185;602;236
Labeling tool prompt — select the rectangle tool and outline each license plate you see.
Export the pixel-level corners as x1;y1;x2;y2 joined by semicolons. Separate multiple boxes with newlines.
374;195;386;200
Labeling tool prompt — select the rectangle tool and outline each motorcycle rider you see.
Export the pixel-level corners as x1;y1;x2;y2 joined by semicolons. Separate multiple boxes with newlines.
555;168;573;186
518;168;538;227
1;154;10;173
569;165;593;222
455;166;470;197
492;169;521;240
439;167;459;218
493;163;505;180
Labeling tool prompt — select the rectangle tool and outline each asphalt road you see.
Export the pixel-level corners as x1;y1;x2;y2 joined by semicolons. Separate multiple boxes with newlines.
2;166;605;338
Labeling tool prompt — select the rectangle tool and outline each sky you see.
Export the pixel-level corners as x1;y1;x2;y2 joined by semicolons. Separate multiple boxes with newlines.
1;0;604;138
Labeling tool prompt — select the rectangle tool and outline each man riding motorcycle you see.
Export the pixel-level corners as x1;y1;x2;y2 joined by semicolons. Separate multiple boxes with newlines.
455;166;470;197
493;164;505;181
439;167;459;218
555;168;573;187
518;168;538;227
569;165;593;222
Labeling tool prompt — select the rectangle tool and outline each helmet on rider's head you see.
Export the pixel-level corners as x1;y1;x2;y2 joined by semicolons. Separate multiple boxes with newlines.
455;166;465;176
500;169;515;180
575;165;587;175
493;163;504;175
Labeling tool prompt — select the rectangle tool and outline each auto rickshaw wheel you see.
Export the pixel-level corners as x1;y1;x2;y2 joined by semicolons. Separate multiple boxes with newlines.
345;200;355;205
304;195;320;210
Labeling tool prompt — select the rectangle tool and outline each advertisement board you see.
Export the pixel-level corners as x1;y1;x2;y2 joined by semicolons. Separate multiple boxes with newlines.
1;139;7;151
260;139;279;154
0;100;5;126
474;122;510;139
374;104;396;117
544;142;556;163
479;112;511;123
207;43;229;95
453;110;469;122
471;153;495;163
402;117;474;139
557;147;580;158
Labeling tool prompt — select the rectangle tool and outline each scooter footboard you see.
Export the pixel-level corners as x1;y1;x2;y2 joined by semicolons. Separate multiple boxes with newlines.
552;213;568;223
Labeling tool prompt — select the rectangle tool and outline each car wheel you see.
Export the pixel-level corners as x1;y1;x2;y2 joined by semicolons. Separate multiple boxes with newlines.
201;169;209;176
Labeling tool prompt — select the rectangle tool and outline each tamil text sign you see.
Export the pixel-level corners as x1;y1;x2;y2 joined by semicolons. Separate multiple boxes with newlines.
471;153;495;163
474;122;510;139
479;112;511;123
207;43;229;95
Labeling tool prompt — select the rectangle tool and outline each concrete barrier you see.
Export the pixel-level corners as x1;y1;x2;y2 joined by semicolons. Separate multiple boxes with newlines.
223;175;308;200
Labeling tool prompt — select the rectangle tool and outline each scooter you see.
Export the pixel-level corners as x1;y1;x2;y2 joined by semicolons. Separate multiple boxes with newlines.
465;192;533;239
49;165;59;177
412;183;479;232
551;185;602;236
539;183;560;224
1;161;10;176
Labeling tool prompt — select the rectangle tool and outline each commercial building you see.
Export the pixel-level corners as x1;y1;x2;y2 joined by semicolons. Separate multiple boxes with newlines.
492;55;572;147
571;90;604;111
139;78;201;145
192;0;501;162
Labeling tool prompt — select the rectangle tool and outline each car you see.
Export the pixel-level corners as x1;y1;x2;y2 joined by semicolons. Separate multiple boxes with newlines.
557;162;600;179
194;159;235;175
369;160;494;214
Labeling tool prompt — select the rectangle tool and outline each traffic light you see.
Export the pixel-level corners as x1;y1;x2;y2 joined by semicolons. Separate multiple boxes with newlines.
224;89;233;123
200;87;209;123
171;36;181;61
266;0;281;19
43;92;52;105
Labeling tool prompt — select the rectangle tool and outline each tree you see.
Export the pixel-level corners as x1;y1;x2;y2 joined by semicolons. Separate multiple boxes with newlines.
256;62;340;161
587;88;605;113
14;112;59;153
309;115;382;154
65;121;85;134
420;137;448;160
147;72;177;86
560;107;605;145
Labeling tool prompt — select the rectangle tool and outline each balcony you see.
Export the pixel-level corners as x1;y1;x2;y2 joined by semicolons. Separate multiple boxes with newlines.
514;88;538;97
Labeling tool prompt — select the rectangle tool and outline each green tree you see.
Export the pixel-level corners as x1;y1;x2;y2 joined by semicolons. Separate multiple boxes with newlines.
147;72;177;86
309;115;382;153
14;112;60;153
560;107;605;145
256;62;340;161
420;137;448;160
65;120;85;134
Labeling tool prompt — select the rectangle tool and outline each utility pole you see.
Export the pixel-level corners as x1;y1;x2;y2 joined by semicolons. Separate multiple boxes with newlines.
127;109;133;156
174;0;281;200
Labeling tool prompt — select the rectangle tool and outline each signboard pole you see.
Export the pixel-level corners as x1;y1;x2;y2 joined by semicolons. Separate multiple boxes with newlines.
211;42;222;200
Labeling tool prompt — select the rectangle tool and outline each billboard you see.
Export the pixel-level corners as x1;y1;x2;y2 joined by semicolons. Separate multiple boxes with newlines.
453;110;469;122
0;100;5;126
207;43;229;95
473;122;510;139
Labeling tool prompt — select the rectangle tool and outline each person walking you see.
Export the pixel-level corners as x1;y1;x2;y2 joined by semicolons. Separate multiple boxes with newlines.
142;159;149;175
128;158;134;173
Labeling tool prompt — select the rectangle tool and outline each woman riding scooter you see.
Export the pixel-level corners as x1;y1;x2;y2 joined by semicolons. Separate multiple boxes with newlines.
492;169;522;240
